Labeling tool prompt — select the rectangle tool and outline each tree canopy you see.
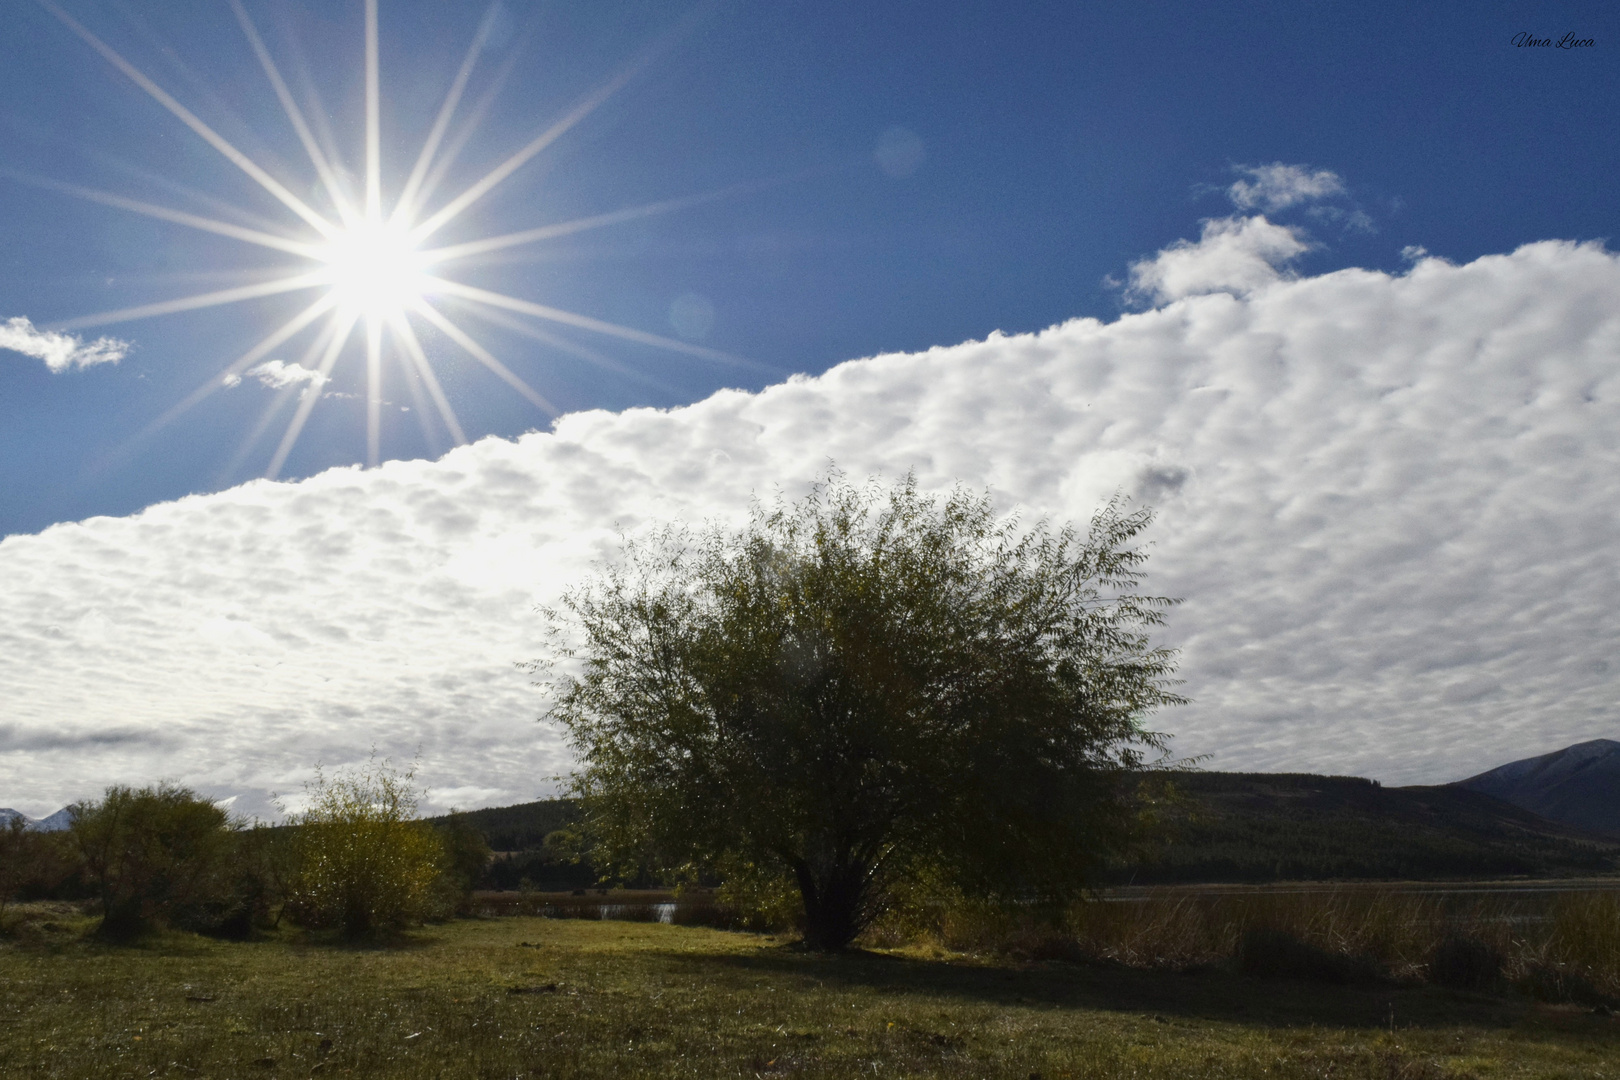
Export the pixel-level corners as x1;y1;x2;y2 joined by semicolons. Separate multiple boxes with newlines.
70;783;237;940
545;472;1184;949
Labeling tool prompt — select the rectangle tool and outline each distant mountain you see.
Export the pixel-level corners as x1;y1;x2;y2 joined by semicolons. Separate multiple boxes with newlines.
1454;738;1620;835
0;807;73;831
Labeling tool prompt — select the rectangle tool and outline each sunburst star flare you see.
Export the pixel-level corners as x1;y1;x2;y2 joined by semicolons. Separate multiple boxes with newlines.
31;0;746;478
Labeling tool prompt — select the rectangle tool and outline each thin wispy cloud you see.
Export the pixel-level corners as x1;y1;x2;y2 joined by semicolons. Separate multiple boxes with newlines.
1225;162;1374;235
0;316;129;372
1227;163;1346;213
223;360;330;397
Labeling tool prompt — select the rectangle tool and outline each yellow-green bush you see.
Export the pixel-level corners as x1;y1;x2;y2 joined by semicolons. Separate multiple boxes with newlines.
285;759;445;937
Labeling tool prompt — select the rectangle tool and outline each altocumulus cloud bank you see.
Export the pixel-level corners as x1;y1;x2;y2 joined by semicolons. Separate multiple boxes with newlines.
2;215;1617;818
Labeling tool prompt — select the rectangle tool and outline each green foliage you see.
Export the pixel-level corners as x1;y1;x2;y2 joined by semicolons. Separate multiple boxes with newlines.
708;854;803;932
0;818;76;925
422;802;601;890
220;824;302;937
423;799;581;852
433;813;493;916
547;470;1183;949
285;758;446;937
68;783;237;940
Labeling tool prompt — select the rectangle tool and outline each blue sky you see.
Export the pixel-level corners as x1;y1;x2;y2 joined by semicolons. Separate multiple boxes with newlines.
2;0;1615;537
3;0;1619;815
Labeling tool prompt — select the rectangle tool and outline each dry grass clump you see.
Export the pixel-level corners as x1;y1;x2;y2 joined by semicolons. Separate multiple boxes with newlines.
0;900;97;944
881;884;1620;1003
1518;891;1620;1003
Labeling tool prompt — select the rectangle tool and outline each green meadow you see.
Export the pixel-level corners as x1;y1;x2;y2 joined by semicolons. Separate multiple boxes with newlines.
3;902;1617;1080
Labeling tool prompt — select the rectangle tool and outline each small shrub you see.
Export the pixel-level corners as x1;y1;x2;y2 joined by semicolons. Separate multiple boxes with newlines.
1429;934;1503;990
69;783;237;940
285;757;446;937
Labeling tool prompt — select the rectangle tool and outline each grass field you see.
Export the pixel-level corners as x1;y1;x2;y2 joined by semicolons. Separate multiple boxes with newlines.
3;905;1619;1079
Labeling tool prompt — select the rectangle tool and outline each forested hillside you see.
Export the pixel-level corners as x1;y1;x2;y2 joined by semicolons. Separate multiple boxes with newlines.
442;773;1620;890
1117;772;1620;884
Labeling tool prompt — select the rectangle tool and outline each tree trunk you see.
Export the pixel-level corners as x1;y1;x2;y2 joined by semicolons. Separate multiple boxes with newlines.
793;857;872;951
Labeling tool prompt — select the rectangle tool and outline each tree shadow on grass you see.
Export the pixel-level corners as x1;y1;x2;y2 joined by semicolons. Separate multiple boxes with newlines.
284;927;443;952
667;944;1619;1039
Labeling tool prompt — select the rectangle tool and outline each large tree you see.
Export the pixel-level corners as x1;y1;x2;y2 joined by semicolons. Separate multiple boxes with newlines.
545;473;1183;950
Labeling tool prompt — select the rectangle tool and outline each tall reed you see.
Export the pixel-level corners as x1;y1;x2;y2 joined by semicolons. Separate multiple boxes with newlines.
885;884;1620;1000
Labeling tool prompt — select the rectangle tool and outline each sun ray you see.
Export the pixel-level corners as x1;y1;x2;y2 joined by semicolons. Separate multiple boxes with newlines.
390;3;502;228
35;0;753;485
409;46;522;222
82;294;341;488
447;296;680;397
282;37;356;210
227;0;358;226
0;167;321;258
52;272;328;332
114;1;265;146
411;3;713;242
391;338;442;453
266;311;359;479
76;144;295;236
389;312;468;445
40;1;339;240
140;294;339;435
218;313;346;482
421;182;763;265
364;0;382;222
411;300;557;415
422;277;766;371
365;316;383;466
411;64;646;242
218;379;303;483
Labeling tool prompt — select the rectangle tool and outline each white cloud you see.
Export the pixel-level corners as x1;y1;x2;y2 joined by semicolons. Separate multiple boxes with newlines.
0;316;128;372
1;232;1618;817
223;359;329;397
1228;162;1347;213
1126;215;1309;304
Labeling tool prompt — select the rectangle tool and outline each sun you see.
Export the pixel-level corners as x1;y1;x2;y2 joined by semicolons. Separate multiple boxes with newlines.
33;0;750;481
315;219;432;323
